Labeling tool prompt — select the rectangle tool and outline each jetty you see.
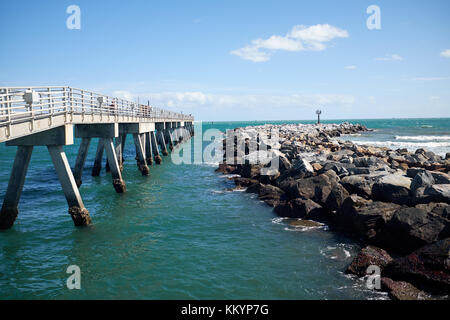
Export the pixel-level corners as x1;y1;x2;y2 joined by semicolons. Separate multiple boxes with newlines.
0;86;194;229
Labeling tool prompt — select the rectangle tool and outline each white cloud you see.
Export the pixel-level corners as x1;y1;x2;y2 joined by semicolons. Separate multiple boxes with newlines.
113;90;355;110
412;77;450;81
368;96;376;104
231;24;349;62
345;65;357;70
375;54;403;61
440;49;450;58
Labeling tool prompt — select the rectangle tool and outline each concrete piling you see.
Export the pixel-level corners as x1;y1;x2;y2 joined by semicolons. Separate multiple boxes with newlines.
92;138;105;176
0;146;33;229
145;132;153;165
104;138;126;193
73;137;91;187
133;133;149;176
158;131;169;156
48;145;91;227
151;131;162;164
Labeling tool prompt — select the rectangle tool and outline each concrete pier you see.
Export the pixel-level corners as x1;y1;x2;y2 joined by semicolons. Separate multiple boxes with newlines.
73;137;92;187
104;138;126;193
0;86;194;228
0;146;33;229
150;131;162;164
133;133;149;176
92;138;105;177
145;132;153;165
48;145;91;226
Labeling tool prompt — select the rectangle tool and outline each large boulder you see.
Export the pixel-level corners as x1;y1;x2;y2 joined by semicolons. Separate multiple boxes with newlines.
340;172;388;199
372;174;412;205
346;245;393;277
380;278;426;300
410;170;435;196
376;207;450;254
274;198;323;219
335;195;400;241
384;238;450;294
424;184;450;204
325;183;350;212
290;170;339;205
258;184;286;207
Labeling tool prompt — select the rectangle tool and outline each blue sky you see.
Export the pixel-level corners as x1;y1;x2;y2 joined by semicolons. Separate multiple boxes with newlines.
1;0;449;121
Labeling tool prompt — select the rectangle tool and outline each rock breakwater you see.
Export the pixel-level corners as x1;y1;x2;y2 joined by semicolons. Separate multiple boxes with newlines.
215;122;450;299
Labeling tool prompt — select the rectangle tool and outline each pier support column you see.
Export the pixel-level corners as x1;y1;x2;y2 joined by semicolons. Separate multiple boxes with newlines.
115;135;124;172
158;131;169;156
0;146;33;229
151;131;162;164
145;132;153;165
104;138;126;193
164;124;174;151
48;146;91;227
92;138;105;176
73;138;91;187
133;133;149;176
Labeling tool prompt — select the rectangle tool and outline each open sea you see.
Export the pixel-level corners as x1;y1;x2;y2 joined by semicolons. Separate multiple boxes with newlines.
0;118;448;300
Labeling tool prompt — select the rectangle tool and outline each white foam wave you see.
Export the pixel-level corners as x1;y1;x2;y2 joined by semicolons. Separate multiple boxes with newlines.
395;135;450;141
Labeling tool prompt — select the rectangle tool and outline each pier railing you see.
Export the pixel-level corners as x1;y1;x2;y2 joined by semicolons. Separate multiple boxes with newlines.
0;86;193;128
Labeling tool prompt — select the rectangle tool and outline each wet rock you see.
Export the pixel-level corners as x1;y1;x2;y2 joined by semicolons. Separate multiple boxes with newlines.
384;238;450;293
258;184;285;207
380;278;426;300
346;245;393;277
289;219;323;228
234;177;259;188
274;198;323;219
216;163;237;174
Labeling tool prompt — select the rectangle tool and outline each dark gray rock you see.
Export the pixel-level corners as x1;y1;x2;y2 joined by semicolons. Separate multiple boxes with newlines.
372;174;412;205
410;170;435;196
377;207;449;254
335;195;400;241
274;198;323;219
424;184;450;204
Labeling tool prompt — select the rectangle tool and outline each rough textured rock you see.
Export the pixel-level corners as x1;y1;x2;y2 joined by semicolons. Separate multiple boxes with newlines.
372;174;412;205
384;238;450;293
234;177;259;188
274;198;323;219
410;170;435;196
424;184;450;204
341;175;376;199
377;208;449;254
380;278;426;300
346;246;393;277
258;184;285;207
325;183;350;212
335;195;400;241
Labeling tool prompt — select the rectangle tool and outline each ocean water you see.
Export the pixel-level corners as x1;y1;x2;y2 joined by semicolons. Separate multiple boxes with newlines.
0;118;448;300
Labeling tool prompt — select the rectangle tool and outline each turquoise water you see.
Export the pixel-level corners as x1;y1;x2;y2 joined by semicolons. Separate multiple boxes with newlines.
0;119;448;300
